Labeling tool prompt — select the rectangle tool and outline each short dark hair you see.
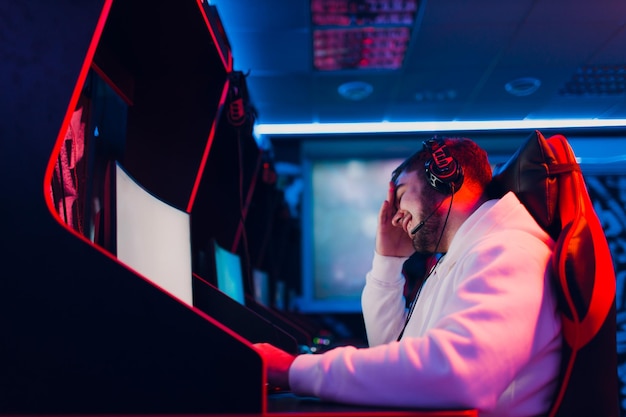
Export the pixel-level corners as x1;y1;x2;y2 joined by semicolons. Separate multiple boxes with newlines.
391;136;492;195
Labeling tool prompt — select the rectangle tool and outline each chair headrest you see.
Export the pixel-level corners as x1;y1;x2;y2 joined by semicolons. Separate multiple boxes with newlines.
488;130;579;239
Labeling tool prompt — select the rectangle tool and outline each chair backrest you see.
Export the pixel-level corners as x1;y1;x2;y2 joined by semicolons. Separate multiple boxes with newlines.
489;130;619;417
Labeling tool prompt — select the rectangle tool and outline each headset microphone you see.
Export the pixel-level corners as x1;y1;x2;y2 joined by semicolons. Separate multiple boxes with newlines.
410;198;446;235
410;219;427;235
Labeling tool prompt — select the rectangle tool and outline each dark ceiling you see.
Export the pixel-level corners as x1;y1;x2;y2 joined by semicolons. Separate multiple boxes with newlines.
209;0;626;133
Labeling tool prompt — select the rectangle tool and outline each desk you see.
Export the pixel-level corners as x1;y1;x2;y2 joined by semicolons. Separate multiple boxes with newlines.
266;392;478;416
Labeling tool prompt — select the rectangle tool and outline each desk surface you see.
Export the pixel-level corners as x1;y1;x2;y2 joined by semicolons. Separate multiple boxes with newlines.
266;392;478;416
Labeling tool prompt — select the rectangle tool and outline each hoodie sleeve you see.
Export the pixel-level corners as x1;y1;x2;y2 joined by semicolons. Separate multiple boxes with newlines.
361;251;409;346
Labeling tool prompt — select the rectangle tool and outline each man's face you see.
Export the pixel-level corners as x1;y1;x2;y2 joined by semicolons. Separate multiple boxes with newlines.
394;170;444;254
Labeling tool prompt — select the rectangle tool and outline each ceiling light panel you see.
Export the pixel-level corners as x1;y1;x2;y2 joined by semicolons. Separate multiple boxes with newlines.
560;64;626;96
311;0;418;71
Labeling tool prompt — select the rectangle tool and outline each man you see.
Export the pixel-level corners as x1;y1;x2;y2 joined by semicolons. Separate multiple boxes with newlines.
255;137;562;417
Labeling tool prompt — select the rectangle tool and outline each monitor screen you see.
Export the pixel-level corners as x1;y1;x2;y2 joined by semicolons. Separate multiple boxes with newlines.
213;240;246;305
115;161;193;306
252;268;270;307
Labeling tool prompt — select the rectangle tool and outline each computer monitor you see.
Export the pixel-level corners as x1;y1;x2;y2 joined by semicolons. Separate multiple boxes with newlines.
252;268;270;307
212;240;246;305
114;161;193;306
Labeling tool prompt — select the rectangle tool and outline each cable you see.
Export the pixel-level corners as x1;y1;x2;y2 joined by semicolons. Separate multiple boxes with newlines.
396;187;455;341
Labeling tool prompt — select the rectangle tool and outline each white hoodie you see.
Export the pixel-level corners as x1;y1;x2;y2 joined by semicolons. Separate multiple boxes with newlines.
289;192;561;417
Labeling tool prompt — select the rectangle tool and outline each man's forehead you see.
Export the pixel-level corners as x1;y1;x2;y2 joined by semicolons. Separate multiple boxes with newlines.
393;170;415;186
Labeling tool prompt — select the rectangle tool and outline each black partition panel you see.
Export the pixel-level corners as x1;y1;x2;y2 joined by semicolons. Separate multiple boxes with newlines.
193;275;299;354
190;71;262;256
95;0;229;210
245;295;313;348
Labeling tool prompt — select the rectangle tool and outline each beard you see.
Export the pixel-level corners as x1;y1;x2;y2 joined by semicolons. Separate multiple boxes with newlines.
411;210;445;255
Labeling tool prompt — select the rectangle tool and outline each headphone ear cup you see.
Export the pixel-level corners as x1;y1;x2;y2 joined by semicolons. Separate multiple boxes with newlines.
423;139;464;194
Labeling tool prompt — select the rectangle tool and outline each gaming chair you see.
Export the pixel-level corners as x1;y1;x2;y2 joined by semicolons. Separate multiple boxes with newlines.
488;130;619;417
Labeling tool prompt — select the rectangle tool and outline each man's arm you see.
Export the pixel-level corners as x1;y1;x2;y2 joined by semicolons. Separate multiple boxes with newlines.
362;182;413;345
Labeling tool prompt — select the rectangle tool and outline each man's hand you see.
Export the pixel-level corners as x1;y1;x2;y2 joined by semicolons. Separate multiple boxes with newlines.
376;182;415;257
253;343;296;390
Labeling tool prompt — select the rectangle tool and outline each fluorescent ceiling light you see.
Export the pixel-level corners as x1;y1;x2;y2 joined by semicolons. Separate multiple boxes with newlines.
254;119;626;136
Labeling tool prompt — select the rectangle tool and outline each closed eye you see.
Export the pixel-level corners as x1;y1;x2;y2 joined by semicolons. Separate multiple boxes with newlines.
394;183;406;209
395;192;403;209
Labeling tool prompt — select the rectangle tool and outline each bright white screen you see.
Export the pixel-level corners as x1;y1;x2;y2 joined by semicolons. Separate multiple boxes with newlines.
115;162;193;306
214;242;246;305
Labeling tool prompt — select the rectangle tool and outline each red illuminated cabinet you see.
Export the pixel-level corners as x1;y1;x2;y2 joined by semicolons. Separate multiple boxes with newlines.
1;0;265;414
0;1;476;416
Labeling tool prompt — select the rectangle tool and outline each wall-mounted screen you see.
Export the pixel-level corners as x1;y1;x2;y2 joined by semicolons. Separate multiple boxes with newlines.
298;139;416;312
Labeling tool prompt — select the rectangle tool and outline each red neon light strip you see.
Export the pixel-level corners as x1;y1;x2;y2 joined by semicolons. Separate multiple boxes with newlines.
195;0;233;72
91;61;133;106
231;150;263;253
186;78;231;213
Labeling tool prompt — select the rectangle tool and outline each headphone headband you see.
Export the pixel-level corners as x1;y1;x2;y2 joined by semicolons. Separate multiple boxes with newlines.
423;138;464;195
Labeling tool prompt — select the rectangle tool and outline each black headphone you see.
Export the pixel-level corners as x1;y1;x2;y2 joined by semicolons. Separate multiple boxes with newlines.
423;138;464;195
